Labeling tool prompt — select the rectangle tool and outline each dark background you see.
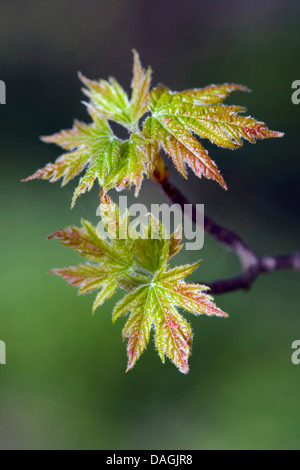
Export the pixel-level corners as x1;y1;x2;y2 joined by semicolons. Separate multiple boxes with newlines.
0;0;299;449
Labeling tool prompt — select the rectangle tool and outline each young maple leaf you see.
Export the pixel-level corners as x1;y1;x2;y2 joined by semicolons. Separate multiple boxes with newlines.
143;85;283;188
49;195;227;374
130;49;152;125
48;201;136;312
22;51;152;203
112;260;228;374
79;49;151;131
23;50;283;200
22;106;121;206
113;215;227;374
103;132;150;195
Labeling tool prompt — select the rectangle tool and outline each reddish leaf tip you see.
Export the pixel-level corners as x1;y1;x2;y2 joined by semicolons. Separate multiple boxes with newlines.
180;364;190;374
21;175;33;182
49;268;61;275
40;135;54;143
47;230;63;240
272;130;285;138
125;362;134;373
21;170;44;182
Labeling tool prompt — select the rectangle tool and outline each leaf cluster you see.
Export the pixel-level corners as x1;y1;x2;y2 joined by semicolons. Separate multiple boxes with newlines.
23;51;282;204
49;194;227;373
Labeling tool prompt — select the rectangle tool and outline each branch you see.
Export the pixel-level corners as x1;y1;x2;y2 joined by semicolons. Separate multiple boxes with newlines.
205;253;300;294
154;174;300;295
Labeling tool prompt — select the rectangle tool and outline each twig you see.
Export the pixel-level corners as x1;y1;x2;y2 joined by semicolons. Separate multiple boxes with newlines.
156;176;300;295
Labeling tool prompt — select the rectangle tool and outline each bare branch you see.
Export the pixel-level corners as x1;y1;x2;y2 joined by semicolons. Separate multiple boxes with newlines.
155;176;300;295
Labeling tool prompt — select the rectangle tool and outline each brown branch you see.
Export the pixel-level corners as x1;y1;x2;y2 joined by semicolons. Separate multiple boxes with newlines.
155;176;300;295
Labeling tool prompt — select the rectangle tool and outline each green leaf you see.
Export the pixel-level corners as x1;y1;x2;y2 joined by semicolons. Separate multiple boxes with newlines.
23;51;283;198
143;112;227;189
92;280;119;314
23;106;124;207
132;214;171;274
80;50;151;133
112;258;227;373
122;303;153;372
171;83;250;105
48;212;135;312
79;73;132;129
112;216;227;373
50;264;117;295
130;49;152;125
152;301;192;374
143;85;283;189
48;197;227;373
103;132;149;196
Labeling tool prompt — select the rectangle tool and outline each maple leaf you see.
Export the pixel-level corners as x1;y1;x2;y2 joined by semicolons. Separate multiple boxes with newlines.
79;73;132;129
23;51;152;202
22;106;149;205
23;50;283;200
103;132;150;195
112;218;228;373
22;106;122;206
143;85;283;189
112;257;227;374
80;49;151;131
48;201;135;313
49;195;227;373
130;49;152;126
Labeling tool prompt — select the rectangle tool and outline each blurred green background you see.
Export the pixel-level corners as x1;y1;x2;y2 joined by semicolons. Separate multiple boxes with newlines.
0;0;300;450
